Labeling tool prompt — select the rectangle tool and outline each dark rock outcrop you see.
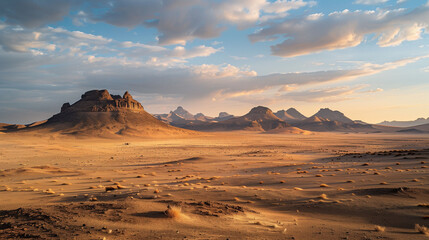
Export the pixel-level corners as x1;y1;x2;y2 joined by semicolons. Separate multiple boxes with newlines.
61;103;71;113
60;89;144;113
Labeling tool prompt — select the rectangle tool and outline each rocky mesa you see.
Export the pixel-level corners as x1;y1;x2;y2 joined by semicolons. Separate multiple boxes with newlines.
14;90;195;138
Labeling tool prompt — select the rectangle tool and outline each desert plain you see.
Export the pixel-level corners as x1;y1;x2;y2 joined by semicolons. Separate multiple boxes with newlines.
1;131;428;240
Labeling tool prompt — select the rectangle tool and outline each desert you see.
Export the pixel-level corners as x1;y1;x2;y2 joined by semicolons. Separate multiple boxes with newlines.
2;1;429;239
1;90;429;240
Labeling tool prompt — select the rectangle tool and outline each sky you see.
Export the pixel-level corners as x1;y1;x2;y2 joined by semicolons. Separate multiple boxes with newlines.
1;0;429;124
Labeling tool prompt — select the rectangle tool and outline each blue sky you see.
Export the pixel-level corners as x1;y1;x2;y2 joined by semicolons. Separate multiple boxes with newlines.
0;0;429;124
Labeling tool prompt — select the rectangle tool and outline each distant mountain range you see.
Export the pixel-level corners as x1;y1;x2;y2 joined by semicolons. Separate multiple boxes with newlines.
378;117;429;127
2;91;428;136
153;106;383;133
273;108;306;122
154;107;234;123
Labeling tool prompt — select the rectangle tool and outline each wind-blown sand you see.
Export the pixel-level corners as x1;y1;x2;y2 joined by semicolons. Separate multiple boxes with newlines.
1;131;429;239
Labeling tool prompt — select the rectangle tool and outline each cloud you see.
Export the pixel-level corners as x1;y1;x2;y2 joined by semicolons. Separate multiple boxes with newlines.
212;54;428;99
127;0;307;45
192;64;257;79
0;48;425;122
0;0;315;46
280;85;384;102
354;0;388;5
263;0;312;14
249;3;429;57
0;18;427;123
281;85;365;102
0;0;76;28
364;88;384;93
0;24;112;56
170;45;221;59
91;0;162;28
1;22;425;101
0;23;221;67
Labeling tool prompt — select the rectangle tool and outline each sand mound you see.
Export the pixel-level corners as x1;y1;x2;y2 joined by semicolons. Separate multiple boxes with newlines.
352;187;429;197
0;166;80;179
265;127;313;135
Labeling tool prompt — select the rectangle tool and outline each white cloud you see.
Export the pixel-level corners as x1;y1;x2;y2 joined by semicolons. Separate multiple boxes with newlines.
0;24;112;55
191;64;257;79
364;88;384;93
120;41;166;52
249;3;429;57
354;0;388;5
307;13;324;20
0;0;315;46
89;0;313;45
0;23;221;66
170;45;221;59
279;85;385;102
282;85;365;102
263;0;311;14
0;43;426;122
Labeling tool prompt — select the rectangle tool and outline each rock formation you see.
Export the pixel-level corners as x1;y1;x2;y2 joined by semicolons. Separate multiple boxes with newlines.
274;108;307;122
311;108;353;123
11;89;193;137
60;90;144;113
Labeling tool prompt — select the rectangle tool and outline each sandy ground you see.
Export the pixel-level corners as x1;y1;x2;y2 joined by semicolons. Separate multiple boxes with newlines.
0;131;429;239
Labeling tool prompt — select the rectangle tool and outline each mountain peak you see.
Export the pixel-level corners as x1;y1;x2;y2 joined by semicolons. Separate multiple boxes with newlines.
313;108;353;123
123;91;133;100
215;112;234;121
286;108;306;119
274;107;306;121
244;106;282;121
248;106;272;115
172;106;194;120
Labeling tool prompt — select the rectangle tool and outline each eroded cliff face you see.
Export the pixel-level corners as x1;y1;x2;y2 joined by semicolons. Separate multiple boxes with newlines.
60;90;144;113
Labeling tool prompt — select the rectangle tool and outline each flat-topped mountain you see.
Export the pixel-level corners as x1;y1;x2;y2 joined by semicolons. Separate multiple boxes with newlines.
59;90;144;113
13;90;193;137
